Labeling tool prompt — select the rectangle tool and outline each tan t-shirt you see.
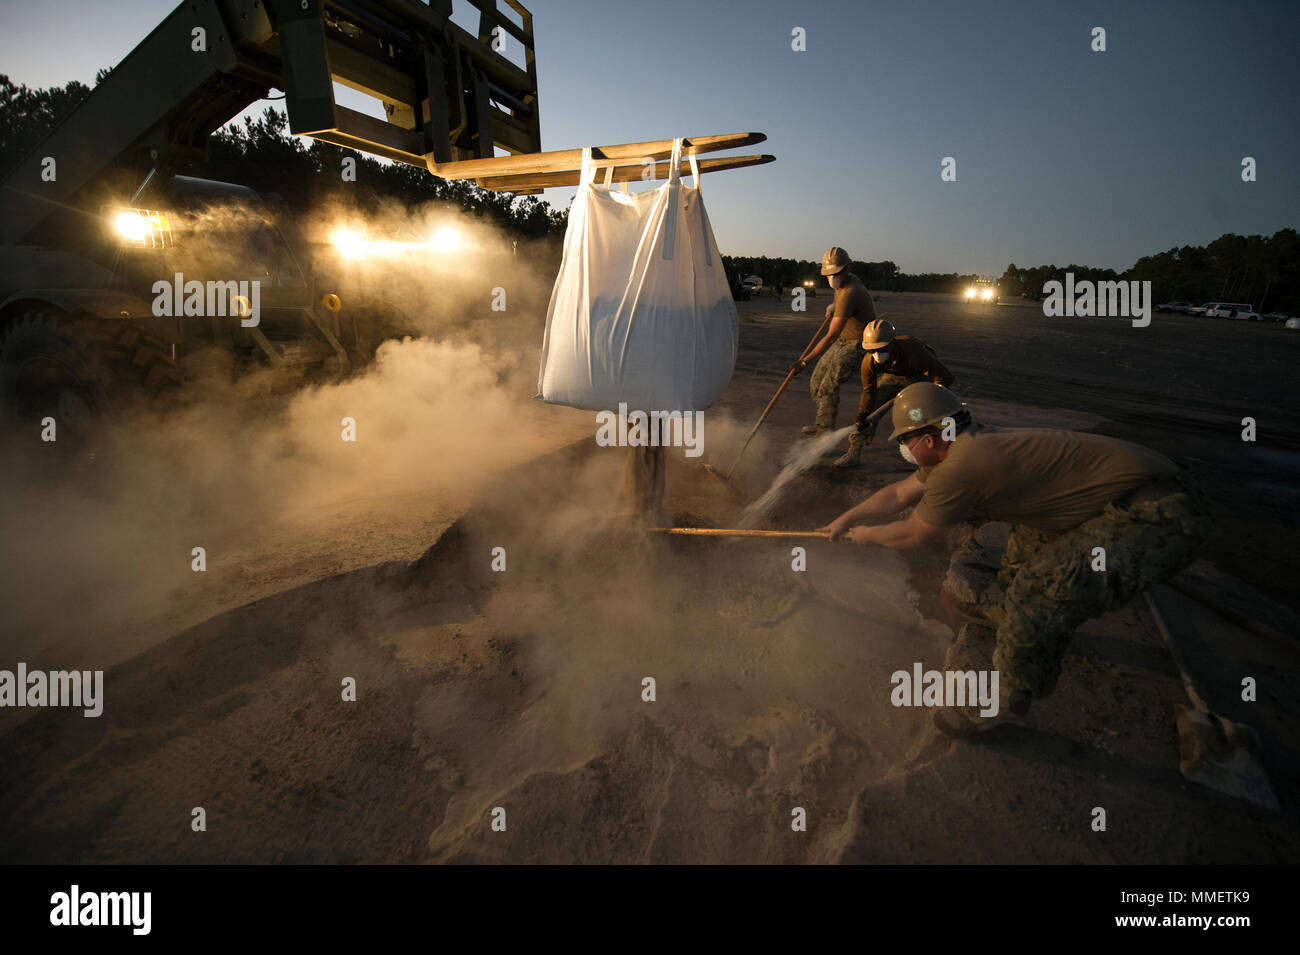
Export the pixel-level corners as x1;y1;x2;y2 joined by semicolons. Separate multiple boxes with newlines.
914;426;1180;533
832;275;876;342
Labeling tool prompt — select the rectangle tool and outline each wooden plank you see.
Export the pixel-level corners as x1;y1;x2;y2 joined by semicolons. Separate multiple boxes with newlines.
426;132;766;179
475;153;775;191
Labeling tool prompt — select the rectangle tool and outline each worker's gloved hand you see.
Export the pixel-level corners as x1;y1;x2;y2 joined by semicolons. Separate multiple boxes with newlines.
855;412;868;431
790;358;808;375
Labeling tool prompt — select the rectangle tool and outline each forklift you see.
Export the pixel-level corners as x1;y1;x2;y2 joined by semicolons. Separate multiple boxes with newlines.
0;0;772;438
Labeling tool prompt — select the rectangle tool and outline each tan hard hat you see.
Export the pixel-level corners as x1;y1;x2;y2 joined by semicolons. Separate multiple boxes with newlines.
861;319;896;351
888;382;967;442
820;247;851;275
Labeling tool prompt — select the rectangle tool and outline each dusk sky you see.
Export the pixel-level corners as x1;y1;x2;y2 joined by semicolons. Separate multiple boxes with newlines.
2;0;1296;274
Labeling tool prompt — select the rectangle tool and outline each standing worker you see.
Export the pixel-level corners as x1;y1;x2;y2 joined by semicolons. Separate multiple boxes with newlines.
817;382;1216;737
831;319;955;468
796;247;876;436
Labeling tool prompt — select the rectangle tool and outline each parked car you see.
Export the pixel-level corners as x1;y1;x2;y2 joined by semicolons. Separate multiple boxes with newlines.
741;275;763;293
1186;304;1212;315
1261;311;1291;323
1204;303;1259;320
1156;301;1195;313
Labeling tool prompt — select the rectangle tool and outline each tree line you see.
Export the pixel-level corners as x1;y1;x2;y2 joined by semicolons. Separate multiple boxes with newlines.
721;255;995;295
724;229;1300;314
4;72;1296;311
995;230;1300;313
0;73;567;239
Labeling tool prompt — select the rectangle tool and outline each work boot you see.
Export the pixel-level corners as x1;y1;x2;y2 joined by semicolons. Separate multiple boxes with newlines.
932;689;1032;739
831;446;861;468
801;424;827;436
832;435;864;468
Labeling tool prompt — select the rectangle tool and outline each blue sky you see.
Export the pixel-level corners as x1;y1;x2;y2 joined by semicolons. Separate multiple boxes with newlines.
2;0;1296;273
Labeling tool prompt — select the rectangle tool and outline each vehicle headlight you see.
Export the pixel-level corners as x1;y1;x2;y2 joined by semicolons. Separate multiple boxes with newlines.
965;288;976;298
106;207;172;247
982;288;993;300
114;211;149;241
330;229;367;258
428;226;461;252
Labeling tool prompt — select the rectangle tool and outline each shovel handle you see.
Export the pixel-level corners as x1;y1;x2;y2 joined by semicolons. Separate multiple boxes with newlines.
650;527;831;540
724;317;831;480
1144;590;1210;712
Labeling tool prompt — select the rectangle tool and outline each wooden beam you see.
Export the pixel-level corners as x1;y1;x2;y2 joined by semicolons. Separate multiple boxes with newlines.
475;153;775;192
426;131;766;179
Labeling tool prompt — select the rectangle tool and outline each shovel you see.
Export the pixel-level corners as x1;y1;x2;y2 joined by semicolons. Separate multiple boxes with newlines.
649;527;831;540
704;310;893;498
702;315;831;499
1144;589;1279;810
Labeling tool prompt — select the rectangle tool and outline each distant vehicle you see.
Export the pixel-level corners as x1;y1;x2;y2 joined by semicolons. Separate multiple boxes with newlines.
802;278;817;298
741;275;763;293
1203;303;1258;320
727;270;750;301
1156;301;1195;313
1261;311;1291;323
1187;304;1212;315
964;278;999;303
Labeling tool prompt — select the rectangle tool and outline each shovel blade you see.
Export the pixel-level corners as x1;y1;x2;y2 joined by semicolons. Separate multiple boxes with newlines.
1173;704;1279;811
702;463;747;502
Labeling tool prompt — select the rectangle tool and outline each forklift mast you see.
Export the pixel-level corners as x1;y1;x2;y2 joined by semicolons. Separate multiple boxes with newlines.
0;0;542;245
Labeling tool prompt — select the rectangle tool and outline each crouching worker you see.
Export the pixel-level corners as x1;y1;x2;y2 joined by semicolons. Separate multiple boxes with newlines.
816;382;1216;737
832;319;953;468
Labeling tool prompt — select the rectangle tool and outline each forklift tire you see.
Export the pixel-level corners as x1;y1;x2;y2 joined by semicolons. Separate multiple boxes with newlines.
0;309;183;467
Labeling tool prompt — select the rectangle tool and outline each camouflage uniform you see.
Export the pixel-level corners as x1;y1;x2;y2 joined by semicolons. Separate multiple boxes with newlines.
848;373;923;451
992;473;1217;699
808;339;865;429
841;336;952;461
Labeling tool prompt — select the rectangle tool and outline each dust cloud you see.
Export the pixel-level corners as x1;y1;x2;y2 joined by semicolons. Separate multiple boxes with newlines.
0;192;950;861
0;200;578;671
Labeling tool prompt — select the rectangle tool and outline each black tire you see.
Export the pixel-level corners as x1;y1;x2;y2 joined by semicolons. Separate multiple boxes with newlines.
0;309;183;468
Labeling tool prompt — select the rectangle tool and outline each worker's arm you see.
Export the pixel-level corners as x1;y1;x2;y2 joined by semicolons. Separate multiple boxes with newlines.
817;472;925;539
804;314;848;363
856;356;877;417
919;348;955;387
802;295;850;363
846;509;950;550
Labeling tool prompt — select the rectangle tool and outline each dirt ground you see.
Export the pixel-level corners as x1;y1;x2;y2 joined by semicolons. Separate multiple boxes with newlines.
1;292;1298;863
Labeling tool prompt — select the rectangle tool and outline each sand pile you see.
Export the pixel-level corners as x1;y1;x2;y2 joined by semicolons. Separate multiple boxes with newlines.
0;439;951;863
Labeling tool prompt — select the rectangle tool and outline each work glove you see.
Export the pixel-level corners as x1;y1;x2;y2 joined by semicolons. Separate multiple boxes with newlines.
855;412;868;431
789;358;808;375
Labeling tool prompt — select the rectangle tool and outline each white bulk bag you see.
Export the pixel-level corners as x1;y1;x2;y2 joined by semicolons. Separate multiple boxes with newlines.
537;137;738;412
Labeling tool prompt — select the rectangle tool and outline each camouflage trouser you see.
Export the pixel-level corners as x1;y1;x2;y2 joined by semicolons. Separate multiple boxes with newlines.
992;474;1217;699
847;374;922;450
809;339;865;429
